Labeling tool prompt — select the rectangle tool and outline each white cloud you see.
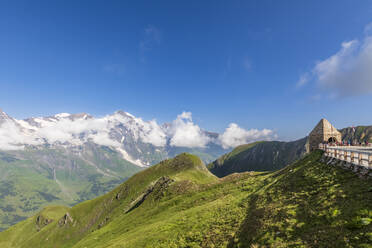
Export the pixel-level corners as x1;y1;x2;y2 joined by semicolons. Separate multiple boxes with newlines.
0;110;278;151
299;24;372;97
296;73;310;88
137;119;167;147
35;117;112;145
168;112;211;148
0;121;40;150
364;22;372;35
218;123;276;149
106;112;167;147
89;131;119;147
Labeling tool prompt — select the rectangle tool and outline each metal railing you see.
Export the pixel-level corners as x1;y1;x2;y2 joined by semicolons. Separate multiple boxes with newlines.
318;144;372;169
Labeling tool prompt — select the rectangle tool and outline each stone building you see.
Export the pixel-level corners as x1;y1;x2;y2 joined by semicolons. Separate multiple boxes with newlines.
308;119;342;151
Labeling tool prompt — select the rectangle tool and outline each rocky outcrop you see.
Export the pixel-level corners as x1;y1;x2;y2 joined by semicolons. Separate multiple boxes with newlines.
125;176;174;213
35;215;53;231
58;212;74;227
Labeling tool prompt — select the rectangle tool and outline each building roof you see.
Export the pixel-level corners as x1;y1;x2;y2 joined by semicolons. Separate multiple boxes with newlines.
310;118;341;136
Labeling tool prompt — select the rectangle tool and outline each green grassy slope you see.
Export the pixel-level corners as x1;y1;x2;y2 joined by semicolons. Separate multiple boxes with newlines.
232;151;372;247
206;125;372;179
208;138;308;177
1;151;371;248
0;146;141;231
0;205;68;247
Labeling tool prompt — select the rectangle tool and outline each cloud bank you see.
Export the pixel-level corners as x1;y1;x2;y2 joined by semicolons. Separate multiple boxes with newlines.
218;123;276;149
0;110;277;151
298;24;372;97
168;112;211;148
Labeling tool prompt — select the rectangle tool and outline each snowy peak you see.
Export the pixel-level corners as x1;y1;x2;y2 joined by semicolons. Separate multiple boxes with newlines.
54;112;93;121
0;109;276;166
54;113;71;118
0;108;13;123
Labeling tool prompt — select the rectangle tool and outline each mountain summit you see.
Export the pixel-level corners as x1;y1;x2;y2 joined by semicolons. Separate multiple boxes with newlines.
0;110;228;231
0;109;228;166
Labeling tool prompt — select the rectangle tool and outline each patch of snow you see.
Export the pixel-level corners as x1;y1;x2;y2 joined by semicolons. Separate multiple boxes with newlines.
55;113;71;118
16;120;38;131
117;148;147;167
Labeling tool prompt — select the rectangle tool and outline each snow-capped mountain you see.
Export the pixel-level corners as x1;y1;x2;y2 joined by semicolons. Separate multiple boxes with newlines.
0;108;276;230
0;109;230;166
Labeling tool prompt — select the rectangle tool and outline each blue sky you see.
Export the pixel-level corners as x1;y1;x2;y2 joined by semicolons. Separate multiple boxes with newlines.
0;0;371;140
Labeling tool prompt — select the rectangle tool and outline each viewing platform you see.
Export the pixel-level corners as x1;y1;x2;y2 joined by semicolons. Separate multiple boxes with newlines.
319;144;372;169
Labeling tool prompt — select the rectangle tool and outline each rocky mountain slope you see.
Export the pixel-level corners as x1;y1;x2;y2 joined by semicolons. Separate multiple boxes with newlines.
0;151;371;247
207;125;372;178
208;138;308;177
340;126;372;144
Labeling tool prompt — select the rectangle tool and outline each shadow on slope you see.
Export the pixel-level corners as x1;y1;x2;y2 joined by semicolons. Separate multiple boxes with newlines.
229;151;372;248
208;138;308;178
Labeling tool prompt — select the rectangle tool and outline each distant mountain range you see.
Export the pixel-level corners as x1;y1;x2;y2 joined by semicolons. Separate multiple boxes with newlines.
0;109;229;166
0;109;229;230
1;109;371;232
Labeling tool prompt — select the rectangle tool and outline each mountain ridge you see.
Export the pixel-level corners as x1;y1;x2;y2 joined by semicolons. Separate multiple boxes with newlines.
208;137;308;177
208;125;372;177
1;151;371;247
0;109;229;166
0;109;229;230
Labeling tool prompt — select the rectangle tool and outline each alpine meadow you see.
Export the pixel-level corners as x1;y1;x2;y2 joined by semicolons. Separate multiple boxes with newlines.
1;1;372;247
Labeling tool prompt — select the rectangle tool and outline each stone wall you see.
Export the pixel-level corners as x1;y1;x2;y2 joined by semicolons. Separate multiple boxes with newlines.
309;119;342;151
320;154;372;178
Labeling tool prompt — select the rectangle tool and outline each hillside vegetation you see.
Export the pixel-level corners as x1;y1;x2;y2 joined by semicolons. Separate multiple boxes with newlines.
0;109;229;231
0;145;141;231
208;138;307;177
0;151;371;247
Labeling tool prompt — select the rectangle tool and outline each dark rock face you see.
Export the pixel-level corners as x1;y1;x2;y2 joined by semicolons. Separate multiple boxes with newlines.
340;126;372;144
58;212;74;227
125;176;174;213
36;215;53;231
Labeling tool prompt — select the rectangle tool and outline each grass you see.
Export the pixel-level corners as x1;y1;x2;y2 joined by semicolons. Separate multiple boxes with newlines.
0;151;371;248
0;146;141;231
232;151;372;247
